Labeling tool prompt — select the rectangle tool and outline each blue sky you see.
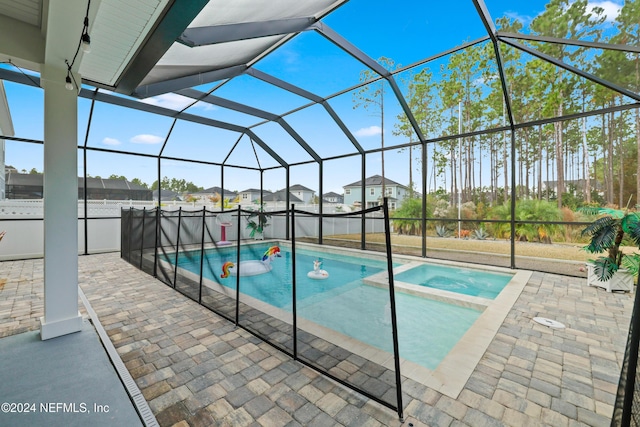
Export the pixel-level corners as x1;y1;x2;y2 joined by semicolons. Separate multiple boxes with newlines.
1;0;626;196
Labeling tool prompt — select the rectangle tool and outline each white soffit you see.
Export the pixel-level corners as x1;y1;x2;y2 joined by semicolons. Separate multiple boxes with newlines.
190;0;343;26
0;0;42;27
160;35;284;67
141;35;284;86
140;0;345;88
79;0;170;86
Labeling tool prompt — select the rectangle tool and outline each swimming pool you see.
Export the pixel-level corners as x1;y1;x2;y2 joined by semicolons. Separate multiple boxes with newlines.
172;244;488;369
299;282;480;370
394;264;513;299
160;241;531;398
171;243;488;370
189;244;391;309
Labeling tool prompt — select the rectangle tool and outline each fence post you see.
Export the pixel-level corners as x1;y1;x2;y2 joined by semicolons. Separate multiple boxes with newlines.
128;207;133;263
383;197;404;422
318;161;323;245
291;205;297;359
198;208;206;304
235;204;241;326
153;207;160;278
139;207;146;270
615;277;640;425
173;207;182;289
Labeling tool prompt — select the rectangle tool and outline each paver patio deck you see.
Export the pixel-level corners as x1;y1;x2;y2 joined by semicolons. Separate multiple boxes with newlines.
0;252;633;426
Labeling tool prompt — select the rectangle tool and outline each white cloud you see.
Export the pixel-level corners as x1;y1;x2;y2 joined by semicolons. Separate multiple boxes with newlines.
194;101;216;111
141;93;192;110
588;1;622;22
504;11;533;27
354;126;382;137
280;49;300;65
130;134;163;144
102;137;121;146
141;93;215;111
511;1;622;28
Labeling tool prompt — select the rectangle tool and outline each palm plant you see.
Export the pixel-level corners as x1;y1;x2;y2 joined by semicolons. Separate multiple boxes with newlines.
580;204;640;281
489;200;563;243
246;207;270;238
391;197;423;235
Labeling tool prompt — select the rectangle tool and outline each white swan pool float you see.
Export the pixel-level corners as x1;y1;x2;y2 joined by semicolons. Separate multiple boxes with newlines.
307;260;329;280
220;246;281;278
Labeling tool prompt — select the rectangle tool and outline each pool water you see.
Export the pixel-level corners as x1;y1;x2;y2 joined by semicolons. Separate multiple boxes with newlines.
187;244;388;309
395;264;513;299
299;284;480;370
173;244;483;370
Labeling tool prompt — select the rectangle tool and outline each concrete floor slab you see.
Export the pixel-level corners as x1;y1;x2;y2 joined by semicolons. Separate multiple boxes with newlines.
0;320;143;427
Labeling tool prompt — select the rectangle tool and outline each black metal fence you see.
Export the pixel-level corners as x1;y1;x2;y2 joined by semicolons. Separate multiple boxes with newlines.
121;200;404;420
612;279;640;426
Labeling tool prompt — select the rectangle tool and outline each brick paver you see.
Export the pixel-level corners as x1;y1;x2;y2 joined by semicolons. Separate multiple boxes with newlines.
0;253;633;426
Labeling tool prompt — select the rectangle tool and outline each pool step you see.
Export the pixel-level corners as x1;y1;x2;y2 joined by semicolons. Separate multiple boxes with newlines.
363;263;491;311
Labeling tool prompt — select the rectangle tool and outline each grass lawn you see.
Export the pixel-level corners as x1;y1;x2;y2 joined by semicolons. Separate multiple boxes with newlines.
327;233;631;263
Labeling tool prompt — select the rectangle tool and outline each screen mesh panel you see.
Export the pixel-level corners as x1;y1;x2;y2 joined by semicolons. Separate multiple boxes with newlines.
120;201;403;418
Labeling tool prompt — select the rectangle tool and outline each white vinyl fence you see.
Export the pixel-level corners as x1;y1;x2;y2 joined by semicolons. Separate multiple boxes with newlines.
0;200;381;260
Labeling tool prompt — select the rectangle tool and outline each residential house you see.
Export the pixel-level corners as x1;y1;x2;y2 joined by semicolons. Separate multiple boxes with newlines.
343;175;410;210
289;184;316;204
238;188;272;205
239;185;315;207
323;192;343;204
192;186;237;204
262;190;303;207
152;189;181;202
4;172;153;200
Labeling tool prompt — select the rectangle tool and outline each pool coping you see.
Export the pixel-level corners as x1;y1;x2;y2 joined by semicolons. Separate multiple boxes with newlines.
155;240;532;399
425;268;531;397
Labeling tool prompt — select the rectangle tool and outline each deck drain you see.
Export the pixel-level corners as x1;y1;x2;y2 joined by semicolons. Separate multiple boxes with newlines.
533;317;565;329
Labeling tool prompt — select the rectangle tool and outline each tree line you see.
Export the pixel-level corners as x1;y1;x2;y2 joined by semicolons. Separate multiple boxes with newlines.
107;175;204;194
365;0;639;210
9;167;205;195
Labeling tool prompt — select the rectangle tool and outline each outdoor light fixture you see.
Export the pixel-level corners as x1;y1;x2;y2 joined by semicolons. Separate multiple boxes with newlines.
81;33;91;53
64;61;76;91
65;73;73;90
63;1;91;90
81;17;91;53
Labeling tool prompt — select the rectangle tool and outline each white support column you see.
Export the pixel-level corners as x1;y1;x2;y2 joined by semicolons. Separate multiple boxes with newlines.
39;65;82;340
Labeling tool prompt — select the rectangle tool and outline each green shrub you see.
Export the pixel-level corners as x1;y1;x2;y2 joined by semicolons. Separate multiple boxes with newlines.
473;227;490;240
435;225;450;237
488;200;563;243
391;197;426;236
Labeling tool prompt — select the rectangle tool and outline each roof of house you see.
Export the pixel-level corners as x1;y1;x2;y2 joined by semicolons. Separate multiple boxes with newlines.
262;190;303;203
5;172;149;192
289;184;314;192
5;172;42;186
238;188;263;193
194;186;237;197
343;175;405;188
323;192;342;198
152;189;181;200
83;178;149;191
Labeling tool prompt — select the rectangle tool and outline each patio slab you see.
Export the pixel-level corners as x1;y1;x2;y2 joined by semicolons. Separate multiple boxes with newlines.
0;252;634;426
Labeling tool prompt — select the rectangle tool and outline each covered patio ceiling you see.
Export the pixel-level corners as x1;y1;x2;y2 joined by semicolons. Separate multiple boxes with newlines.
0;0;638;171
